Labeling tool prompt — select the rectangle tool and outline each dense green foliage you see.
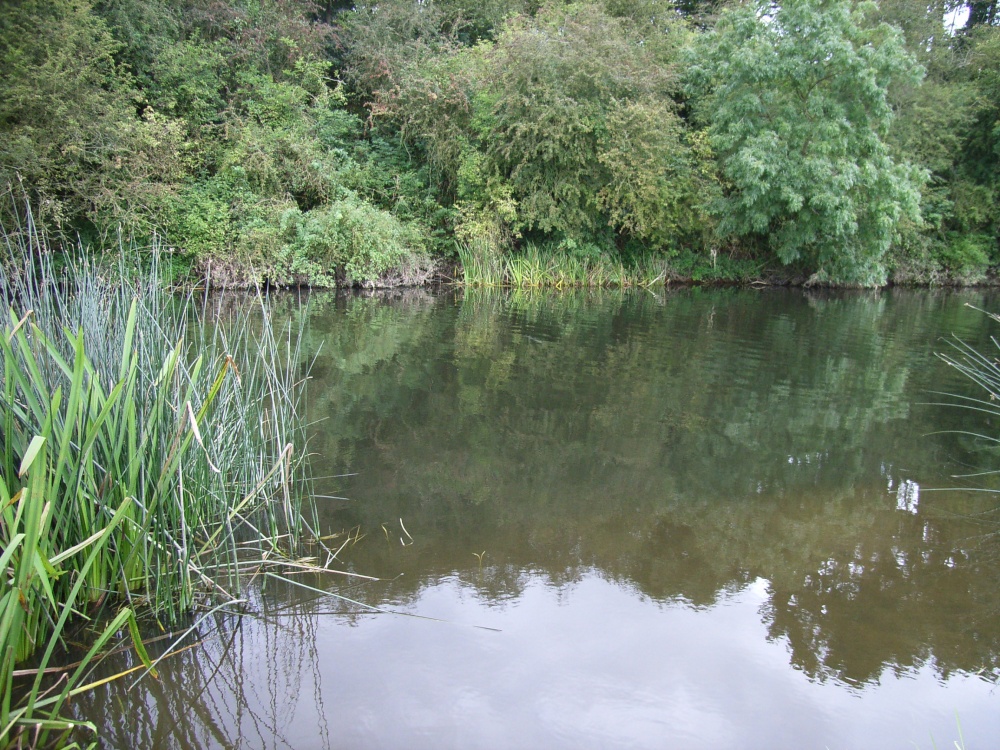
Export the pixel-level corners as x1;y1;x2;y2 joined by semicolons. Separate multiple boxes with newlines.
687;0;924;286
1;0;999;285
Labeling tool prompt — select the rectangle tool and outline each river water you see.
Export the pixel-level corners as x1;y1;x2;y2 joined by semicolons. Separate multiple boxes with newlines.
74;287;1000;748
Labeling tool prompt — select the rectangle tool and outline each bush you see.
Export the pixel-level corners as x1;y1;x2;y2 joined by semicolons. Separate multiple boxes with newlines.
277;198;432;286
939;233;994;277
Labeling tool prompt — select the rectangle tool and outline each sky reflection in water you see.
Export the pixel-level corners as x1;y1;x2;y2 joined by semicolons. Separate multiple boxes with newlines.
307;572;998;750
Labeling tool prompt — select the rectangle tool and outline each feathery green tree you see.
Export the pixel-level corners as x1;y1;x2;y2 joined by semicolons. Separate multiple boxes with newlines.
687;0;925;285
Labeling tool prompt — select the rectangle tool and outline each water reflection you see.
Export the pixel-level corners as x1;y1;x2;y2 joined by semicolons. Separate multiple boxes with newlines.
72;573;1000;749
308;287;1000;681
72;584;334;750
71;287;1000;748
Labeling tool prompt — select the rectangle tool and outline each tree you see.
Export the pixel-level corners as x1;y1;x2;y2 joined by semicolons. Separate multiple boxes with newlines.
967;0;998;27
687;0;925;286
950;25;1000;248
355;1;710;251
481;4;686;242
0;0;186;241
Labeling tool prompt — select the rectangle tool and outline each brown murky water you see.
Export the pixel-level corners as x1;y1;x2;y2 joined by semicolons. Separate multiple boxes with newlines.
73;287;1000;748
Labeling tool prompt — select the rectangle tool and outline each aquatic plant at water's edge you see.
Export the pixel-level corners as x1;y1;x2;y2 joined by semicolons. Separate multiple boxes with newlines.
0;243;321;748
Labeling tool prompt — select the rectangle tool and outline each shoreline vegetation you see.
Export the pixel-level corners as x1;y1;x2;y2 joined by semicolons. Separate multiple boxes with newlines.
1;0;998;291
0;221;367;749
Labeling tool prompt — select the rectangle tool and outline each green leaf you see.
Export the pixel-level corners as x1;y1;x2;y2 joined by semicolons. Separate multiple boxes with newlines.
126;610;158;679
18;436;46;478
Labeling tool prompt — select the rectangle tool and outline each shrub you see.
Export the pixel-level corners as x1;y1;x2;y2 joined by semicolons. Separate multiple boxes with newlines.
277;198;432;286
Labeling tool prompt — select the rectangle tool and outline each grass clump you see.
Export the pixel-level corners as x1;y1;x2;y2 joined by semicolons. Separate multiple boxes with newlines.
457;242;669;289
0;226;323;747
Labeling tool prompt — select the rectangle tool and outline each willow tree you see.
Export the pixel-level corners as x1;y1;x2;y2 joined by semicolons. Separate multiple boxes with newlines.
472;2;710;249
687;0;925;286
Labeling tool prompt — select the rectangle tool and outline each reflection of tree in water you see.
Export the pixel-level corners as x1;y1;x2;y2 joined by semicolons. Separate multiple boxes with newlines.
69;584;331;750
295;286;1000;686
762;495;1000;686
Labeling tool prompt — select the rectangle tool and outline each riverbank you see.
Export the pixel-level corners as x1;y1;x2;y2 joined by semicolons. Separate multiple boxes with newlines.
180;247;1000;292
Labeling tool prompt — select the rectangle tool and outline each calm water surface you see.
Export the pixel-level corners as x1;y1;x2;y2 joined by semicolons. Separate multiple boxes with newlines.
76;287;1000;749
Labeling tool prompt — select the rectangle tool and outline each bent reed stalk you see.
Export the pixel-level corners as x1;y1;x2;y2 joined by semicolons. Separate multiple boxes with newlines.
0;222;327;747
932;305;1000;491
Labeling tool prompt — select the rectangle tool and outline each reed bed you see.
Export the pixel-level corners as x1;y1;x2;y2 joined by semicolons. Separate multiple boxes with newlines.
457;242;668;289
1;224;324;747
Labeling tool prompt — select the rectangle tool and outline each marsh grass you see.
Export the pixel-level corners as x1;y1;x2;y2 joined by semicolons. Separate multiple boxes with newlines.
457;242;668;289
0;219;329;747
923;303;1000;545
456;240;506;287
937;310;1000;399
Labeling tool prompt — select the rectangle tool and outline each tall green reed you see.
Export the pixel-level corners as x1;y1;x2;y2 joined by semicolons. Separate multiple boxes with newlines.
457;241;669;289
1;225;318;746
456;240;506;287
